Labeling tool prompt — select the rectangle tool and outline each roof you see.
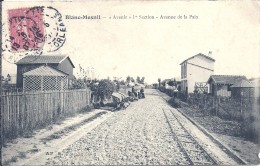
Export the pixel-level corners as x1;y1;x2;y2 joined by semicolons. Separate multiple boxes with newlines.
23;65;69;76
249;78;260;87
180;53;215;65
231;80;254;88
16;55;75;68
207;75;247;84
162;78;181;83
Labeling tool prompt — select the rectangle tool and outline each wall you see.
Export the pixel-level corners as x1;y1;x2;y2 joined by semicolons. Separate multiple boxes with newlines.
186;56;214;93
16;64;43;88
216;84;231;97
57;58;74;80
188;55;215;71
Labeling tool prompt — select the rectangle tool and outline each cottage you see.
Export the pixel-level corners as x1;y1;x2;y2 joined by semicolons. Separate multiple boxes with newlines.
16;55;75;88
207;75;247;97
180;53;215;93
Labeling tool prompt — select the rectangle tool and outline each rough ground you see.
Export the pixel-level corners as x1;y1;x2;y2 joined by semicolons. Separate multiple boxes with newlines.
179;106;260;165
3;89;243;165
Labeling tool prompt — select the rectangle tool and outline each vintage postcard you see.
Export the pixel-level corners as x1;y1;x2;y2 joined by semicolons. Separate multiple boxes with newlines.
1;0;260;165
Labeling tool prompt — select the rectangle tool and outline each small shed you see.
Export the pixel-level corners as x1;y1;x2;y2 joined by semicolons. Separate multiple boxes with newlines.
230;80;254;99
23;65;69;91
16;55;75;88
207;75;247;97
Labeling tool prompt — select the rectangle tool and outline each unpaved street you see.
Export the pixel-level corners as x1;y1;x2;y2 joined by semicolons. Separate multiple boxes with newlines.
45;89;239;165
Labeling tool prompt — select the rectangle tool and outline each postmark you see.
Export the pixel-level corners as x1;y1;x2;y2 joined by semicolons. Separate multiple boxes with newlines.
2;6;66;64
9;7;45;52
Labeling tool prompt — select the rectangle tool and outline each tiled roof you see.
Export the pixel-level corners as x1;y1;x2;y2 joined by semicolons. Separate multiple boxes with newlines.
207;75;247;84
16;55;75;68
23;65;69;76
16;56;65;64
231;80;254;88
180;53;215;65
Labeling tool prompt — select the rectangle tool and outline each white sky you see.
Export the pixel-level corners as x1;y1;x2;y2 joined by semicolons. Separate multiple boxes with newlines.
2;1;260;84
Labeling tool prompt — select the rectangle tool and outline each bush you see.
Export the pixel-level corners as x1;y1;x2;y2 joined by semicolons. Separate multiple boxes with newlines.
158;86;166;92
168;98;182;108
97;79;115;100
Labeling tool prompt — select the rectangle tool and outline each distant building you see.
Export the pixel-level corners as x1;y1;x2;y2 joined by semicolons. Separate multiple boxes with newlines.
16;55;75;89
207;75;248;97
180;53;215;93
161;78;181;91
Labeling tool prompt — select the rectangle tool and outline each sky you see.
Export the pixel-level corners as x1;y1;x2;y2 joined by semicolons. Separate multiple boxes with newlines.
2;1;260;84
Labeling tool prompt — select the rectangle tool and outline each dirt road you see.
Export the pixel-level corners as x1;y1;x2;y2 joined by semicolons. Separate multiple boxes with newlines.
41;89;239;165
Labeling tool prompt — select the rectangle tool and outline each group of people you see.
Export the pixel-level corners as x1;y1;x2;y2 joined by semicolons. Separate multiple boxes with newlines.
130;86;145;99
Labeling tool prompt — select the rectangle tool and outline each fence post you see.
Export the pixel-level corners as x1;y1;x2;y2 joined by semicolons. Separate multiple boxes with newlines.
217;97;220;116
240;96;243;114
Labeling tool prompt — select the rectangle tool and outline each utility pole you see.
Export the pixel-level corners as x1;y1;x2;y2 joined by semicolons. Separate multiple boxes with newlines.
0;2;3;165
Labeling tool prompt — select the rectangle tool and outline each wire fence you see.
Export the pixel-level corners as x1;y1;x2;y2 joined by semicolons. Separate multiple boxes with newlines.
177;91;260;121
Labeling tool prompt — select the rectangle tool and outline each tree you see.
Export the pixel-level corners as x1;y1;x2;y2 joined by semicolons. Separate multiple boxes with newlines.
141;77;145;84
69;75;88;89
97;79;115;100
130;77;135;83
126;76;131;83
120;80;125;85
158;78;161;87
113;79;120;92
136;76;141;84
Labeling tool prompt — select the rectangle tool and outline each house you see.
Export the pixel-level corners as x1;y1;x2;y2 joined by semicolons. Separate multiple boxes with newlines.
207;75;248;97
180;53;215;93
16;55;75;88
22;65;69;91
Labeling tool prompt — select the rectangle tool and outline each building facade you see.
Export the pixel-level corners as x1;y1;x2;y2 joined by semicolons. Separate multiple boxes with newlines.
180;53;215;93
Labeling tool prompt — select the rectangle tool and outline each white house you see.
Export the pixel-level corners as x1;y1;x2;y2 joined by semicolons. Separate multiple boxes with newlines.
180;53;215;93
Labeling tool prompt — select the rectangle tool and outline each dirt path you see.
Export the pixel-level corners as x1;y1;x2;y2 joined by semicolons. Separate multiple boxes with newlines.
43;89;239;165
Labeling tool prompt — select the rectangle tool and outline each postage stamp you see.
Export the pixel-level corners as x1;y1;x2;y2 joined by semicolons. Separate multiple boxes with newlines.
2;6;66;64
8;7;45;52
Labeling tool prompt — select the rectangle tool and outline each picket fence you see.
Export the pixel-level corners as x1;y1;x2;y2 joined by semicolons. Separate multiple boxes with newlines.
1;89;91;139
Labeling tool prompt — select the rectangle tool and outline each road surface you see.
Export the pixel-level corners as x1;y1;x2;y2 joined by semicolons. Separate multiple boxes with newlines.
45;89;238;165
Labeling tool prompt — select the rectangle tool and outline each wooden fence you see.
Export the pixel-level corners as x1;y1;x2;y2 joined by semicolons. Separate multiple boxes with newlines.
1;89;91;140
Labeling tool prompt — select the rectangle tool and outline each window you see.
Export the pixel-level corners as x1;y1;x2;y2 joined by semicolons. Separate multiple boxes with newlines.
227;85;231;91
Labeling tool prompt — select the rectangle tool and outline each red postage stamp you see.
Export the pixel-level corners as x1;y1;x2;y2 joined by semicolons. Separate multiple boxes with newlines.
8;7;45;52
3;6;66;63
